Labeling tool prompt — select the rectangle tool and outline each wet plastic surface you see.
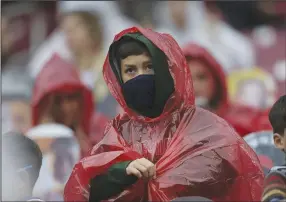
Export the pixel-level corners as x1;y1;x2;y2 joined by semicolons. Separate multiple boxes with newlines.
64;27;264;202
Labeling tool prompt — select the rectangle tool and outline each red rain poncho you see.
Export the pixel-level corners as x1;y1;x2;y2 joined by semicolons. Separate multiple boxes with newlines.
64;27;264;201
31;54;108;155
183;43;272;137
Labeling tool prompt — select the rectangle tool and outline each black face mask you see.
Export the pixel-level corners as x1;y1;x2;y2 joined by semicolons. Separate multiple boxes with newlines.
122;75;155;117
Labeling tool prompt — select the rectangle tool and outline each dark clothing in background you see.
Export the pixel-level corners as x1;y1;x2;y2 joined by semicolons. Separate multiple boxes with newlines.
212;2;285;30
116;0;155;26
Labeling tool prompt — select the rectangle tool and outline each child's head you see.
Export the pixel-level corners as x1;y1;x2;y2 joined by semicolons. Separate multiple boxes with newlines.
269;95;286;151
38;90;83;129
110;35;174;118
186;57;216;107
185;55;223;111
51;91;83;129
2;132;43;200
116;39;154;83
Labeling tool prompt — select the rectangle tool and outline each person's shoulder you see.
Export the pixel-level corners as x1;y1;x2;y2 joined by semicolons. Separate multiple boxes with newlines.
224;104;272;135
264;166;286;188
269;166;286;179
226;104;260;117
263;166;286;201
194;107;234;127
191;107;238;136
103;113;130;133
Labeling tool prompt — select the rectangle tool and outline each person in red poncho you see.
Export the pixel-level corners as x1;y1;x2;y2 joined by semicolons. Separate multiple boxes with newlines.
31;54;108;156
64;27;264;202
183;43;271;137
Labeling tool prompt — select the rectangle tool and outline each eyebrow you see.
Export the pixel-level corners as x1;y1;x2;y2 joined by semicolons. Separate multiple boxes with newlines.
142;60;152;65
124;64;136;69
123;59;152;69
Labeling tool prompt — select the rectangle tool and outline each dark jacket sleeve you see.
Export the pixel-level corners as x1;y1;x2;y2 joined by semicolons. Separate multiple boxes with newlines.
89;161;138;202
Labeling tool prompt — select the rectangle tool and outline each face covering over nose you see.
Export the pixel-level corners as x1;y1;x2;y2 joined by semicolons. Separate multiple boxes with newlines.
122;75;155;117
109;33;175;118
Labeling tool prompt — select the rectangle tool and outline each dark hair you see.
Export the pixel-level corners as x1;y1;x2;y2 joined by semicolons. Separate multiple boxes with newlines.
2;132;43;188
116;38;149;61
269;95;286;135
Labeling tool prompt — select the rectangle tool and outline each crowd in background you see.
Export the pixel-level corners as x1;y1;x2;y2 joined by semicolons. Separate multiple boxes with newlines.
1;1;286;201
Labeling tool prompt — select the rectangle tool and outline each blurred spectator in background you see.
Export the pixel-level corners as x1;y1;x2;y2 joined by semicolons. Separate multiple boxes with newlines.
245;26;286;97
31;54;108;156
59;10;108;104
2;71;33;134
154;1;204;46
2;12;34;134
2;132;43;201
1;16;14;67
1;14;26;71
212;1;286;31
116;0;155;28
1;1;56;70
154;1;255;73
28;1;138;118
227;68;277;110
26;124;80;201
2;2;57;134
183;43;271;137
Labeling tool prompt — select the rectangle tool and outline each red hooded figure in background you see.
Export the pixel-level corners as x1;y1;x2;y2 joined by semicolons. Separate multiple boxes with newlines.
183;43;271;137
31;54;108;156
64;27;263;201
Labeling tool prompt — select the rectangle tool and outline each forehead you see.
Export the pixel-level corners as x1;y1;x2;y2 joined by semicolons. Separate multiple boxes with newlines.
121;54;151;65
188;59;211;73
61;14;83;28
51;91;82;101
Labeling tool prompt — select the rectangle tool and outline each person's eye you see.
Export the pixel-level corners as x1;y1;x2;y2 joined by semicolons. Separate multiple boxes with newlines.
147;64;153;70
125;67;136;74
68;92;81;100
197;74;207;80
